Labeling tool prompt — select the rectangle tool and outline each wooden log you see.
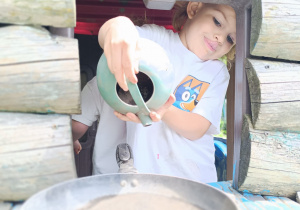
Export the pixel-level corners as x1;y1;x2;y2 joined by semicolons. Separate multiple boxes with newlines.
238;114;300;199
250;0;300;61
0;0;76;27
0;112;77;201
0;202;12;210
245;58;300;132
0;25;81;114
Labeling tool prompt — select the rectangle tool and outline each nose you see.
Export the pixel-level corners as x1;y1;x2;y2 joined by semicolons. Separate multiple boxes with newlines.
214;34;225;45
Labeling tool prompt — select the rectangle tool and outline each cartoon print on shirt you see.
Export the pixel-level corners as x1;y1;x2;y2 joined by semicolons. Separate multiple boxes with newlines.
173;75;210;112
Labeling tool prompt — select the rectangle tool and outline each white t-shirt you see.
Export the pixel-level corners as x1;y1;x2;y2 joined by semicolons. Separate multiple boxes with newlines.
125;24;230;183
73;24;229;183
72;77;126;174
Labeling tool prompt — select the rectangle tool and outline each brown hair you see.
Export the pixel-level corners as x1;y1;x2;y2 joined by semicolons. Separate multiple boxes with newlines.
172;1;189;32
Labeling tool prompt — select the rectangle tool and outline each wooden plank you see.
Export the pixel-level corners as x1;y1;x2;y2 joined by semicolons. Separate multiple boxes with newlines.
210;181;271;210
0;0;76;27
210;181;300;209
0;113;77;201
0;202;12;210
278;197;300;209
0;25;80;114
250;0;300;61
226;57;235;180
264;196;297;210
231;3;252;191
11;204;22;210
238;114;300;199
245;59;300;132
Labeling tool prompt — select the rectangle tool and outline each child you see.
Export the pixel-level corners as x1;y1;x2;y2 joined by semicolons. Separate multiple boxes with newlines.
73;1;236;183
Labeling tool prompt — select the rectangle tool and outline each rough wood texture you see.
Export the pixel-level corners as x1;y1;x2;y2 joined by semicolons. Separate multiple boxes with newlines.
238;114;300;199
0;0;76;27
250;0;300;61
0;25;81;114
245;58;300;132
0;202;12;210
0;112;77;201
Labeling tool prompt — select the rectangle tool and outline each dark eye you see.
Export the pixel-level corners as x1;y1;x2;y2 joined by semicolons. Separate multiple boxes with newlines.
182;91;190;102
213;17;221;27
227;35;234;45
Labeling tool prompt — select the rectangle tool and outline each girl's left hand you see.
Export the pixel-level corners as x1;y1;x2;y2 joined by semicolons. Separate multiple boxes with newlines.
114;94;175;123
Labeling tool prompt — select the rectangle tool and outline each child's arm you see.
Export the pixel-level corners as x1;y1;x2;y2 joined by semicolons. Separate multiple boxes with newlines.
72;120;88;154
98;16;140;91
72;120;89;141
114;95;210;141
161;106;211;140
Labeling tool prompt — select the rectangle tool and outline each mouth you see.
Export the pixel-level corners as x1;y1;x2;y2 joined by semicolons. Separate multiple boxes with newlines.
204;37;217;52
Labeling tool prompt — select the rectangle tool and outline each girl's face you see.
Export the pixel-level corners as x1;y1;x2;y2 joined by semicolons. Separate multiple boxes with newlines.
180;3;236;61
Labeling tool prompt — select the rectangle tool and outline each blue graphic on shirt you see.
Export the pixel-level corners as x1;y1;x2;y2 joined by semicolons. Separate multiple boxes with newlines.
174;79;202;112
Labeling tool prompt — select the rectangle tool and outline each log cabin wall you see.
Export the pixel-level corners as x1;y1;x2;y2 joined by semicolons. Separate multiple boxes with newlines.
236;0;300;199
0;0;79;201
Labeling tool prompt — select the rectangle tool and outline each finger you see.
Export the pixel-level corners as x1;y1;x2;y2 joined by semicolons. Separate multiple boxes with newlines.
158;94;176;112
133;41;141;74
122;41;138;84
154;94;176;119
115;71;128;91
107;43;129;91
150;112;161;122
126;112;141;123
114;111;131;121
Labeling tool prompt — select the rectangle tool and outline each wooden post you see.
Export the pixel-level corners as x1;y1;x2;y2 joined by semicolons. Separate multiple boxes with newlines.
0;0;76;27
0;113;77;201
250;0;300;61
0;25;81;114
238;114;300;199
245;58;300;132
226;56;235;180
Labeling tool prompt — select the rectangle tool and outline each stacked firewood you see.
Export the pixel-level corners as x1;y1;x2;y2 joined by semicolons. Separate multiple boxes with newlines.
236;0;300;200
0;0;80;202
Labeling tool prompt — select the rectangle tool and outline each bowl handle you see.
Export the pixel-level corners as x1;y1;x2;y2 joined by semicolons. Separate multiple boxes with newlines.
127;80;152;127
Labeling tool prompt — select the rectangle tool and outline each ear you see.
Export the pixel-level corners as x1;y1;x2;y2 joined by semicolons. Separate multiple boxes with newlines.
187;2;203;19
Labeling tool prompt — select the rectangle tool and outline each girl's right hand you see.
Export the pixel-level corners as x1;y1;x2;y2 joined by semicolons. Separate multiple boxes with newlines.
98;16;140;91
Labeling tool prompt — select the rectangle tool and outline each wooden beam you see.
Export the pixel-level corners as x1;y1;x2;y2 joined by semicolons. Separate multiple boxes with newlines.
245;58;300;132
0;25;81;114
250;0;300;61
232;3;252;190
238;114;300;199
226;57;235;180
0;113;77;201
0;202;12;210
0;0;76;27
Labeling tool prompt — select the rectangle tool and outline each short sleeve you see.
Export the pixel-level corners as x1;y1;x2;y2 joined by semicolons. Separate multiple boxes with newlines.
72;77;100;126
193;65;230;135
136;24;170;45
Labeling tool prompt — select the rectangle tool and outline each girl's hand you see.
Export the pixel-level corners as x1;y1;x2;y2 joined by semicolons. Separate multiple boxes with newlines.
114;94;176;123
73;140;82;155
99;16;140;91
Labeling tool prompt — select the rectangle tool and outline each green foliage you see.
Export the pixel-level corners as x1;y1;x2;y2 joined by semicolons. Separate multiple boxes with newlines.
215;118;227;139
214;99;227;139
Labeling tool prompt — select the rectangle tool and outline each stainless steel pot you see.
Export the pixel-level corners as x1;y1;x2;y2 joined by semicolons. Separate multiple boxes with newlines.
21;144;238;210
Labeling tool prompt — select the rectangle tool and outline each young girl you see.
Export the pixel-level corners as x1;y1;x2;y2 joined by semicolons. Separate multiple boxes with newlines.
73;1;236;183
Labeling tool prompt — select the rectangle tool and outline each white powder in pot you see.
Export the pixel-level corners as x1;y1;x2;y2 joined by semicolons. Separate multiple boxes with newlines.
78;193;202;210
